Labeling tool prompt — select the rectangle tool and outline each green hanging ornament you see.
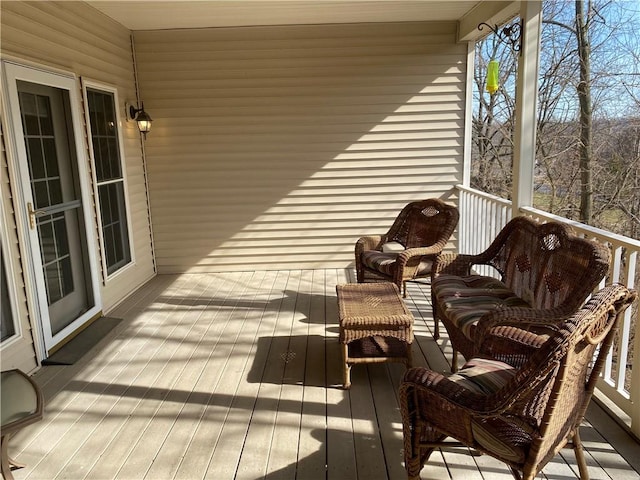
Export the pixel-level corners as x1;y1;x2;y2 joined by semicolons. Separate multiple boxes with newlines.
485;59;499;94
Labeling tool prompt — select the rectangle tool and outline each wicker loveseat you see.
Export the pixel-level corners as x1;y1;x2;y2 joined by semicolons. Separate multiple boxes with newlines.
431;216;611;371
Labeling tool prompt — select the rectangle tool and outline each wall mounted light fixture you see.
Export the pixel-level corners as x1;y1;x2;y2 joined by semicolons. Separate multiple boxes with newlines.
129;102;153;138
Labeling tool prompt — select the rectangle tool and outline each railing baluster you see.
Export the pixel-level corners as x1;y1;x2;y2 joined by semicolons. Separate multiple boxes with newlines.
615;248;631;392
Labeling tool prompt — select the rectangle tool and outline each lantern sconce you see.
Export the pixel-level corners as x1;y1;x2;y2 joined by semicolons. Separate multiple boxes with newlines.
478;19;523;53
128;102;153;138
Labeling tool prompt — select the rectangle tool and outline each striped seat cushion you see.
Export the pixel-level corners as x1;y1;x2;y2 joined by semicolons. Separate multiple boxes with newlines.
448;357;516;395
361;250;433;278
432;274;530;339
450;358;528;464
471;417;531;464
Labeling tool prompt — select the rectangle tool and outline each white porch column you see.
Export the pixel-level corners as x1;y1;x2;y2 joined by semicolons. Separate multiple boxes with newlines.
512;1;542;217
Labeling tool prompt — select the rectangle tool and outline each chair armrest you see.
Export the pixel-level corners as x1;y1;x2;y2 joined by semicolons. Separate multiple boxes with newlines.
394;246;445;285
475;285;639;358
401;367;489;411
471;303;590;368
432;253;476;276
402;366;529;416
396;245;442;265
355;235;384;255
475;320;559;368
475;307;570;343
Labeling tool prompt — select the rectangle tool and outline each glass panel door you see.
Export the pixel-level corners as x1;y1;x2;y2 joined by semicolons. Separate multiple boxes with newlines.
18;81;94;337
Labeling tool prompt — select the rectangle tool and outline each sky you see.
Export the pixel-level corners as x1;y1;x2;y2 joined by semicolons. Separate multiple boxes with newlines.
474;0;640;120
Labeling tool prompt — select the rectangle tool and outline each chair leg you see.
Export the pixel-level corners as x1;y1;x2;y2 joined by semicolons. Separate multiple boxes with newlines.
432;297;440;340
342;343;352;389
451;350;459;372
509;466;524;480
572;431;590;480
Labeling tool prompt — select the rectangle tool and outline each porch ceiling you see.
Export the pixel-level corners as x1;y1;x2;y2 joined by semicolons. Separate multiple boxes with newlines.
86;0;482;30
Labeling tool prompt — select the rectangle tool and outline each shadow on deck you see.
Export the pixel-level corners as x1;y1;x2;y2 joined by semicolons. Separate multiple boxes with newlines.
8;270;640;480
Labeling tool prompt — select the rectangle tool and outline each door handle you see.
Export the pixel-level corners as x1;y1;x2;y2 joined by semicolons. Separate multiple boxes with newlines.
27;202;46;230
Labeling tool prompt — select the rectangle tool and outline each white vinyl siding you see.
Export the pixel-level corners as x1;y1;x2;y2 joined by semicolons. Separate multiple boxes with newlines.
0;1;156;367
135;21;465;273
0;132;37;372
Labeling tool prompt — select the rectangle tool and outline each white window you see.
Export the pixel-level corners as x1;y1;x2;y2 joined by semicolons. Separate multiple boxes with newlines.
0;198;19;345
84;84;134;278
1;247;17;343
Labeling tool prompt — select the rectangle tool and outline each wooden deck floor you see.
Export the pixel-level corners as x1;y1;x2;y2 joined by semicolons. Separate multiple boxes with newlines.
9;270;640;480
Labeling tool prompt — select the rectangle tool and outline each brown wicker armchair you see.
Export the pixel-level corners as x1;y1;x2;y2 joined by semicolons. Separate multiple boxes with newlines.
431;216;611;370
400;284;637;480
355;199;459;297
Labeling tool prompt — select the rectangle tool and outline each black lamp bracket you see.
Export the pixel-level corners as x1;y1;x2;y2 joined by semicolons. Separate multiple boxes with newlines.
129;103;144;120
478;19;523;53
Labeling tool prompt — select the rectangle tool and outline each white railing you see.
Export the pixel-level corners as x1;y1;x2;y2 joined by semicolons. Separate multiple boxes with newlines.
457;185;640;438
458;186;512;255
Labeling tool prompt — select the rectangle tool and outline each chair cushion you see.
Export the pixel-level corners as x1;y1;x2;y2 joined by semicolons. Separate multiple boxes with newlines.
432;274;530;339
449;358;528;464
447;357;517;395
1;370;39;427
471;417;531;464
362;251;398;276
382;242;405;253
361;251;433;278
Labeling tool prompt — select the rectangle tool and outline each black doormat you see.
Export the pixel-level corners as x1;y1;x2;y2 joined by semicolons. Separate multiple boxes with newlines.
42;317;122;366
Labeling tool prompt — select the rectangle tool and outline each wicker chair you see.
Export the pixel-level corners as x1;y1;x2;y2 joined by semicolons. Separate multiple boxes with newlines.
355;199;459;297
431;216;611;370
400;284;637;480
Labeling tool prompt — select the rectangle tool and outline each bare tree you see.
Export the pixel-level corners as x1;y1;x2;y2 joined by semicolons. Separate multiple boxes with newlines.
472;0;640;238
471;27;518;199
575;0;593;223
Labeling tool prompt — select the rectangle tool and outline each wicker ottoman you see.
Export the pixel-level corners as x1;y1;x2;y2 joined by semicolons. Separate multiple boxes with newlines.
336;283;414;389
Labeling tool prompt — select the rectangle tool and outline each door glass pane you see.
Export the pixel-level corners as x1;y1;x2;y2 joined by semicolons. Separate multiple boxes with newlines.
43;139;59;176
38;213;74;305
19;92;39;135
49;180;63;205
87;88;131;276
27;138;46;178
33;180;49;209
1;248;16;342
19;92;63;210
45;262;63;304
38;219;56;264
37;95;54;135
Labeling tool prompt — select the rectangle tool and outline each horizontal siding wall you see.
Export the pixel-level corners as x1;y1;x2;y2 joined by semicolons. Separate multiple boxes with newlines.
0;122;38;373
135;21;465;273
1;1;156;316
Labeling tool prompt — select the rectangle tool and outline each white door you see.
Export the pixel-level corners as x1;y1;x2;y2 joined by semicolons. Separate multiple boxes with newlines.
3;63;101;354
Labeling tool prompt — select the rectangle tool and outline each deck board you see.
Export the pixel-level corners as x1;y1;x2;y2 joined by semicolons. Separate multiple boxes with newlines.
8;270;640;480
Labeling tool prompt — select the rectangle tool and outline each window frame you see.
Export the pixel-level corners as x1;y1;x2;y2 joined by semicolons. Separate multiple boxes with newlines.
81;79;135;282
0;195;22;348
